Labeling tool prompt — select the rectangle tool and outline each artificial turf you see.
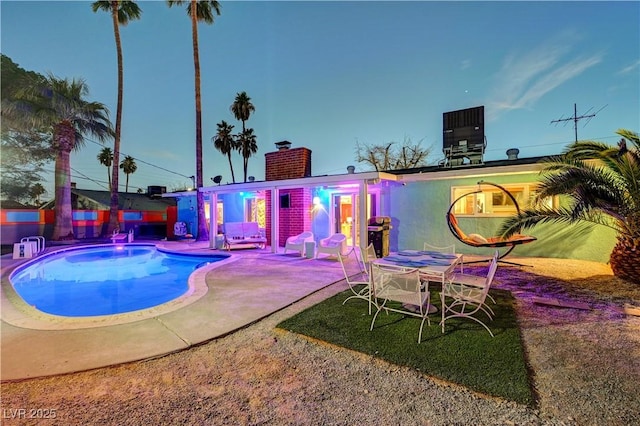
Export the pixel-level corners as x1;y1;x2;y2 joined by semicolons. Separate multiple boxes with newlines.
277;288;534;406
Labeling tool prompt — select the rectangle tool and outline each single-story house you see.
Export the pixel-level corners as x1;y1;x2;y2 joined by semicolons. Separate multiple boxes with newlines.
168;141;615;263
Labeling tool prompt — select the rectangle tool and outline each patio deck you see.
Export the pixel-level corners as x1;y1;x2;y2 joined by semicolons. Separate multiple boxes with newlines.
0;241;348;382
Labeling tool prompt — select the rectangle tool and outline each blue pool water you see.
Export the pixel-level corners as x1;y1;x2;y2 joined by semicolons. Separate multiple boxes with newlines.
10;245;227;317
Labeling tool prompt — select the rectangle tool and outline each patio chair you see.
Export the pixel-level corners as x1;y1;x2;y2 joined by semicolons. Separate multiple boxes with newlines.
284;231;314;256
447;263;498;305
423;242;455;253
339;247;373;314
422;242;462;278
350;243;377;276
363;243;378;266
370;263;431;343
440;250;499;337
316;233;347;259
111;228;133;244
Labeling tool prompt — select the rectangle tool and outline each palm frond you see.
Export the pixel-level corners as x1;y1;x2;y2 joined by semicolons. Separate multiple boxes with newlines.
498;206;583;237
500;130;640;240
563;140;616;160
499;206;625;238
535;161;622;201
5;75;113;147
169;0;221;23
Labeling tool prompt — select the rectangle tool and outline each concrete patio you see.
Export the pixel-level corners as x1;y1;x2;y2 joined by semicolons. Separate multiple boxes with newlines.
0;242;349;382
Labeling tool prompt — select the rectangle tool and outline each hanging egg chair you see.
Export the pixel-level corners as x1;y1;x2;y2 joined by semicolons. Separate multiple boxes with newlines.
446;181;537;264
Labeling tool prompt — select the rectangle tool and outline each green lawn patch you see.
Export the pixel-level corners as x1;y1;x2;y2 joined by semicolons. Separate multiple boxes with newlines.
277;288;534;406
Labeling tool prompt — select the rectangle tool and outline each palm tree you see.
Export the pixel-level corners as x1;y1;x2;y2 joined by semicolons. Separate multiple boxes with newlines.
168;0;221;242
119;155;137;192
230;91;255;133
212;120;237;183
231;92;256;182
92;0;142;235
97;146;114;190
499;129;640;284
5;75;113;240
237;128;258;182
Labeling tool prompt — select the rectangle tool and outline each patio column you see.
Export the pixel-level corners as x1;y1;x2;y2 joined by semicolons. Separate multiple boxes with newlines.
270;187;279;253
358;181;368;253
208;191;217;249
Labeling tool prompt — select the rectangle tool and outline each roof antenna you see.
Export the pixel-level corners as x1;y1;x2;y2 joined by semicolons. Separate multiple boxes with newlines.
551;103;607;143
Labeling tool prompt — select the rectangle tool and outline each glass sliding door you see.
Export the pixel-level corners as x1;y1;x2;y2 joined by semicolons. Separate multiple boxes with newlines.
330;189;377;247
332;194;353;246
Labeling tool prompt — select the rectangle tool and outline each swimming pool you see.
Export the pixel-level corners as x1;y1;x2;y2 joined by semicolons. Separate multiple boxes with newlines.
10;244;228;317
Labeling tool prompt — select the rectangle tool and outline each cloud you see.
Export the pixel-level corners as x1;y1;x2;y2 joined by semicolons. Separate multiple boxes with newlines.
460;59;471;70
486;35;603;121
617;59;640;75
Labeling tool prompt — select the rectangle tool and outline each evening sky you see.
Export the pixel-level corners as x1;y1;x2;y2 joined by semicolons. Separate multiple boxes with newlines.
1;1;639;195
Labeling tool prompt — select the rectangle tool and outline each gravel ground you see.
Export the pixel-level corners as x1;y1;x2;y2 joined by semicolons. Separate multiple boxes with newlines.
1;258;639;425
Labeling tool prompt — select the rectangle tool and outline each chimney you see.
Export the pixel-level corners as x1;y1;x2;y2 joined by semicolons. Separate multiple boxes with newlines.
347;165;355;174
506;148;519;160
274;140;292;151
265;143;312;181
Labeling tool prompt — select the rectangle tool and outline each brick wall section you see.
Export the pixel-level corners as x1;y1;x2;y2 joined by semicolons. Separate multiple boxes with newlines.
264;146;313;247
264;148;312;247
265;188;312;247
264;147;312;181
265;189;272;246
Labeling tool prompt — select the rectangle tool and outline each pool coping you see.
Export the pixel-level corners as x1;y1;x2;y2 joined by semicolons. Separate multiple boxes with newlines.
0;241;348;382
1;243;237;330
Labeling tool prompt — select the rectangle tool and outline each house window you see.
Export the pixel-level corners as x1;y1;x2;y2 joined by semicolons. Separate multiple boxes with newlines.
451;183;555;216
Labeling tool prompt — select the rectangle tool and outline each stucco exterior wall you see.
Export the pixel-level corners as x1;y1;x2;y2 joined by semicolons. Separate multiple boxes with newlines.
389;173;616;263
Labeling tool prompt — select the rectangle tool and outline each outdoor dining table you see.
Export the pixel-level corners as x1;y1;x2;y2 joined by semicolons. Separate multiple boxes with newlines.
372;250;464;313
373;250;463;284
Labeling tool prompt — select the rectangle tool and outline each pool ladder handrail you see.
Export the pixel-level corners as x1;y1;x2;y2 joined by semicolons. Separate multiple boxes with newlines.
20;236;45;254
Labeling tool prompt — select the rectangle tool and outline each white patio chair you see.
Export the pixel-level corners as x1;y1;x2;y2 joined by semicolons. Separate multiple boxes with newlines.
440;250;499;337
421;242;461;280
351;243;378;276
339;247;373;314
111;228;129;244
423;242;455;253
363;243;378;266
370;263;431;343
284;231;314;256
316;233;347;259
447;264;498;305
